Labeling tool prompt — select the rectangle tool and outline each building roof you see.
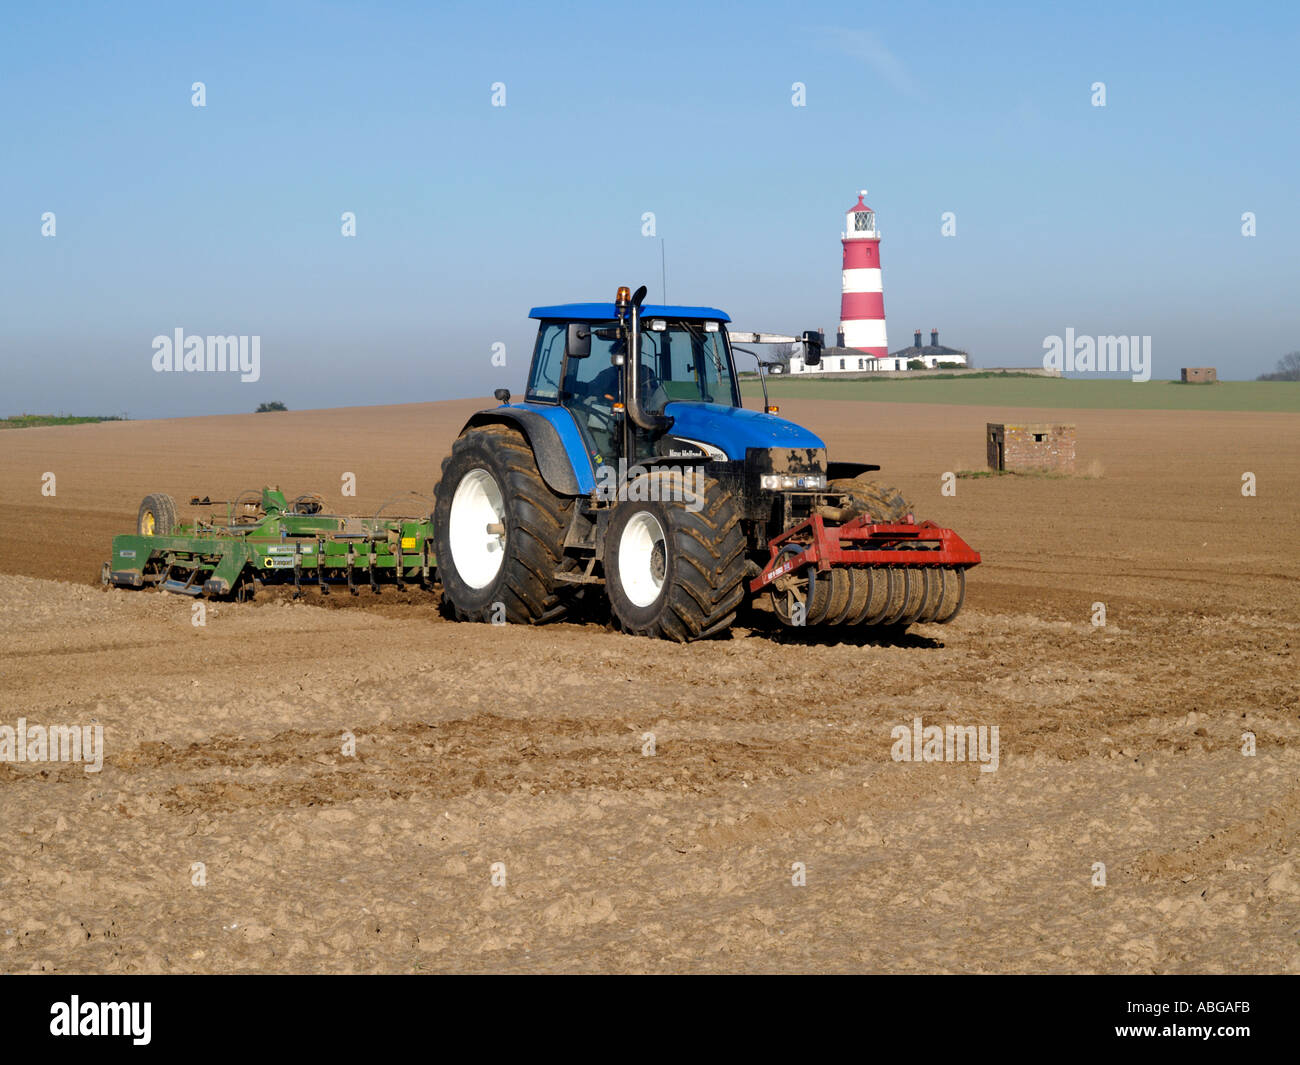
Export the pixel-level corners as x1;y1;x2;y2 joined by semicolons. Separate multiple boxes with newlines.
816;344;968;362
888;343;968;359
820;346;877;359
529;303;730;322
847;191;873;213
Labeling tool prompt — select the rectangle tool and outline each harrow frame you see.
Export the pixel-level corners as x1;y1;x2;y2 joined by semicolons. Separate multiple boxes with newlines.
750;513;982;593
104;487;435;599
749;513;982;628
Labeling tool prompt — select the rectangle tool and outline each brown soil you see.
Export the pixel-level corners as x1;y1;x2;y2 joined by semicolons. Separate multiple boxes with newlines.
1;398;1297;972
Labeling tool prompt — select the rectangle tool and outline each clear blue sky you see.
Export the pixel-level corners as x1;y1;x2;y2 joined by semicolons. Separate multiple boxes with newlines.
2;0;1297;417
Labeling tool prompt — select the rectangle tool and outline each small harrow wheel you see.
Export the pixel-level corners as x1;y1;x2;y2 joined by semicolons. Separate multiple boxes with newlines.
233;490;265;524
289;492;325;515
767;546;848;628
137;493;177;536
769;545;815;627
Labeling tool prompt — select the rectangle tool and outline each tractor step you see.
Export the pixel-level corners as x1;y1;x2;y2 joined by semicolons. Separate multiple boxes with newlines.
554;571;604;586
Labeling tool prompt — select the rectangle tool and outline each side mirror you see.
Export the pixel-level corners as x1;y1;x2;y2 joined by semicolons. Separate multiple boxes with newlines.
493;388;511;404
802;330;824;366
566;323;591;359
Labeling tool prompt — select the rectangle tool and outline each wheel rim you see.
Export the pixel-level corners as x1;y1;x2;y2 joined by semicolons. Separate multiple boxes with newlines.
142;510;156;536
448;468;507;590
618;510;667;608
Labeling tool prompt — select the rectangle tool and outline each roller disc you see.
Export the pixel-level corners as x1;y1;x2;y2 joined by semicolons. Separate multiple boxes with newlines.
854;567;893;625
823;569;856;624
842;568;873;625
876;567;910;625
931;566;967;623
895;568;929;625
802;568;834;625
916;568;946;623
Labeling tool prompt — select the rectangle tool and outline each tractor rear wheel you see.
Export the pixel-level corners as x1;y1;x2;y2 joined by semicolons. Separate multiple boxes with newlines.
605;470;746;641
137;493;178;536
828;476;911;523
433;424;575;624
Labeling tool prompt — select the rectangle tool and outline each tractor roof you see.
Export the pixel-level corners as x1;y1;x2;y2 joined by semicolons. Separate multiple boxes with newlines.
528;303;730;322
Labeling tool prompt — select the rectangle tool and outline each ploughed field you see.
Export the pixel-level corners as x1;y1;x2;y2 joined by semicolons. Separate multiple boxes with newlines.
1;397;1297;973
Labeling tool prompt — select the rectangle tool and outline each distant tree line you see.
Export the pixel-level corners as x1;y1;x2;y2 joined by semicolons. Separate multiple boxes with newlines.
1257;352;1300;381
256;401;289;412
1;413;128;429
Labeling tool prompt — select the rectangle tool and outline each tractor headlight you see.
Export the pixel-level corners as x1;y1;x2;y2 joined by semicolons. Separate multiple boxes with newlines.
761;473;826;491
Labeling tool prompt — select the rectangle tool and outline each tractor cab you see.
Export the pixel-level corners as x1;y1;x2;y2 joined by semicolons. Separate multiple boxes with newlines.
522;285;825;473
525;294;740;466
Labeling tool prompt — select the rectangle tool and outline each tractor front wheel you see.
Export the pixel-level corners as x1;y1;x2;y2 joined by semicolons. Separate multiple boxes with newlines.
828;476;911;524
433;424;575;625
605;471;746;641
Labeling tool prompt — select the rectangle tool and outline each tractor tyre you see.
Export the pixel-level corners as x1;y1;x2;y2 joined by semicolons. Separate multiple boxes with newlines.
828;476;911;523
605;470;746;642
433;424;575;625
137;493;178;536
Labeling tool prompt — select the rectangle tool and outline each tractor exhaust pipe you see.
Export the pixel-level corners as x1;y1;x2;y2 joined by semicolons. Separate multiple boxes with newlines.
620;284;673;433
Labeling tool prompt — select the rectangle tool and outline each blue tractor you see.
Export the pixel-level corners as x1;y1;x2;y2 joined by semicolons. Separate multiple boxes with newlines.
433;284;980;640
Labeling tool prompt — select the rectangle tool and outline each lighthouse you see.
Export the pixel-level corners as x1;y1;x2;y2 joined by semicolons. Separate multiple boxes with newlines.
839;190;887;357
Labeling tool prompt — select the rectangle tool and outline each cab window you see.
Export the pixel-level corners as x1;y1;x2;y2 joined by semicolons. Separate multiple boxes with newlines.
526;323;565;402
639;322;737;410
561;324;624;462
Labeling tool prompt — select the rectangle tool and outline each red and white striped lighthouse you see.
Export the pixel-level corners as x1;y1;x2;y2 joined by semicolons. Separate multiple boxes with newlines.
839;190;887;356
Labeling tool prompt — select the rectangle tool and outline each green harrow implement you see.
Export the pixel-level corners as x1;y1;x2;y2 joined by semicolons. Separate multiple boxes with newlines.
103;487;436;599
